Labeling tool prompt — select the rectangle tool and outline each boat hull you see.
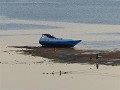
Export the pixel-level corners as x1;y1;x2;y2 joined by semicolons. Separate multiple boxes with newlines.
39;40;81;47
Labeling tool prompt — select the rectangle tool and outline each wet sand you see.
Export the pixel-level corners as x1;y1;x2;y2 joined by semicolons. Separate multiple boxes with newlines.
0;20;120;90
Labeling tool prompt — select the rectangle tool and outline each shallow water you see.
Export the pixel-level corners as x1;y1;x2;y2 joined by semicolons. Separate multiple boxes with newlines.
0;23;61;30
0;0;120;24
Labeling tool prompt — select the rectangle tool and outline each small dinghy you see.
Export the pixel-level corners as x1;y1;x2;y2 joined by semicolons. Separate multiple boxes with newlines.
39;34;81;47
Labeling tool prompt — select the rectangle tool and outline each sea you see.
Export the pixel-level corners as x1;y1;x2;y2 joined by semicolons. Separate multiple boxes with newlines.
0;0;120;50
1;0;120;24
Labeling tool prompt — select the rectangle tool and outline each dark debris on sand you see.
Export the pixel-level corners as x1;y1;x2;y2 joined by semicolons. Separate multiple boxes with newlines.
10;46;120;66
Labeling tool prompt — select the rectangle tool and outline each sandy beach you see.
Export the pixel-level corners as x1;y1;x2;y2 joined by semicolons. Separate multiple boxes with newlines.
0;19;120;90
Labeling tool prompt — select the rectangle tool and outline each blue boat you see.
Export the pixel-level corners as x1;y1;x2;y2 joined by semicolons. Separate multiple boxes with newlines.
39;34;81;47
